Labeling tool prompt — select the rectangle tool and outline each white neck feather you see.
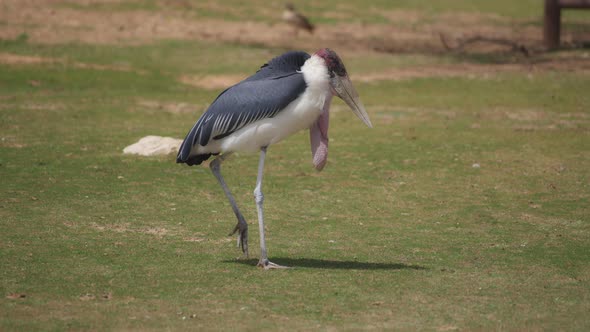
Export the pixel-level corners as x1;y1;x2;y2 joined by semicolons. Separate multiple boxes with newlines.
300;54;331;110
301;55;330;92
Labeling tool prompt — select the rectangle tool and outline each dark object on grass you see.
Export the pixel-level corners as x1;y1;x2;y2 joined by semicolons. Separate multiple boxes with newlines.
439;33;530;57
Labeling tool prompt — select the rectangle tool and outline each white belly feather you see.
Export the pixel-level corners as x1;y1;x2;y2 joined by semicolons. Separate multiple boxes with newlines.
219;89;326;152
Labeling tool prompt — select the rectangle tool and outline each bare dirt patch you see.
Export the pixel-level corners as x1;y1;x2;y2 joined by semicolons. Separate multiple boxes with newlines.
0;101;66;112
0;52;57;65
0;52;147;75
354;58;590;82
135;99;196;114
178;74;246;90
479;107;590;132
71;62;147;74
88;221;174;238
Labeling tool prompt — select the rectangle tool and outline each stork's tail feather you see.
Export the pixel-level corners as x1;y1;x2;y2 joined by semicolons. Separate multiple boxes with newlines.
176;124;213;166
176;153;212;166
176;117;210;166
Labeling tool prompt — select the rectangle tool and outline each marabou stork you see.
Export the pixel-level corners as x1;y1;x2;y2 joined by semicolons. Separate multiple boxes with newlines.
177;49;372;269
282;3;315;35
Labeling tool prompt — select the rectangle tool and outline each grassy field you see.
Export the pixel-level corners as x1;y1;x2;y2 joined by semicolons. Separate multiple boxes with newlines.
1;1;590;330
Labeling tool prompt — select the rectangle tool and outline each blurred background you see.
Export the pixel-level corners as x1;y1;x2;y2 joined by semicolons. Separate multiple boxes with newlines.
1;1;589;66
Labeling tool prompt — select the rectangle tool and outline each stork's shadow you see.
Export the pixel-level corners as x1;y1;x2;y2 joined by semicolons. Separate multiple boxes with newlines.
224;257;426;270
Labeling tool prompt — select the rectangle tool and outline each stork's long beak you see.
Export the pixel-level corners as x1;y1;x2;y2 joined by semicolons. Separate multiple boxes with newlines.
331;74;373;128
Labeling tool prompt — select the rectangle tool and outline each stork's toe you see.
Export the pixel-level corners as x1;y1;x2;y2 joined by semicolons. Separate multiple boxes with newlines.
257;259;289;269
229;220;249;258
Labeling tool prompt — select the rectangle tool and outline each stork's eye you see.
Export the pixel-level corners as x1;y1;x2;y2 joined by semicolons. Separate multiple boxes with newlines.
329;59;347;77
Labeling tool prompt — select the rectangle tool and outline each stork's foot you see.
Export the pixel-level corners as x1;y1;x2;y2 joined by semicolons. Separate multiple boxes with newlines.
257;258;289;270
229;220;248;258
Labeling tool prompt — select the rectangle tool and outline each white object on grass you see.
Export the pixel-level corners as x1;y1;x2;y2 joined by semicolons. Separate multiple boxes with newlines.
123;135;183;156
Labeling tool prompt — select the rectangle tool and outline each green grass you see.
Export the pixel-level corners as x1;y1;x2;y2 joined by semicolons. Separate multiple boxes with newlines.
1;3;590;330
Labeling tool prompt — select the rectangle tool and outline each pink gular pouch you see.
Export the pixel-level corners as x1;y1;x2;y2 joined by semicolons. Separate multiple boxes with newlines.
310;93;332;171
308;48;374;172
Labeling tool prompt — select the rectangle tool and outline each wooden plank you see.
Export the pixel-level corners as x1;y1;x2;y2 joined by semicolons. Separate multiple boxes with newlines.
558;0;590;8
544;0;561;49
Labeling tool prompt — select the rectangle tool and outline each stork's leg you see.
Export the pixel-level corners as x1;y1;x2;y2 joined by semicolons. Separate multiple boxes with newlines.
254;147;288;269
209;153;248;258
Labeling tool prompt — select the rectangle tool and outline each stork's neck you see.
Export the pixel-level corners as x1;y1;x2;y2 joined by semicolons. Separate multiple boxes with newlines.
300;55;330;97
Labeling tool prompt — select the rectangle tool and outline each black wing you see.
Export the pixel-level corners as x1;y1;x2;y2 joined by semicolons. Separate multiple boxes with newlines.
177;51;310;165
